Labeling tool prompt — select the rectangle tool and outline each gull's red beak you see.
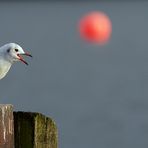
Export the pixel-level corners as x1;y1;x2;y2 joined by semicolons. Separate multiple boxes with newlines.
24;52;32;57
17;52;32;65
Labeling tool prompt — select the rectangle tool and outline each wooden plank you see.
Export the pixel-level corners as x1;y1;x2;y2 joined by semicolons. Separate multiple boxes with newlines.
0;104;14;148
14;112;58;148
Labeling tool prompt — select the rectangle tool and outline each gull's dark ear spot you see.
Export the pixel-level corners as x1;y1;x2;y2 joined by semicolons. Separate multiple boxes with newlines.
7;49;10;53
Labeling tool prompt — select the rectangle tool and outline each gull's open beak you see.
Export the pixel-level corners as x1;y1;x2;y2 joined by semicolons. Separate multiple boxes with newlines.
17;52;32;65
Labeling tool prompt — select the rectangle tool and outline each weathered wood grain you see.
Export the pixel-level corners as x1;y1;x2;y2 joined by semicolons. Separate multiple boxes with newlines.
0;104;14;148
14;111;58;148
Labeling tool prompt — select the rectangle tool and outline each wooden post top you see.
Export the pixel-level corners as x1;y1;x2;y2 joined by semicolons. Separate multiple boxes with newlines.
0;104;14;148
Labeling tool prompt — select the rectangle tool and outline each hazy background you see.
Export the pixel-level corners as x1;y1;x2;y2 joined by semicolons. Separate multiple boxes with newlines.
0;1;148;148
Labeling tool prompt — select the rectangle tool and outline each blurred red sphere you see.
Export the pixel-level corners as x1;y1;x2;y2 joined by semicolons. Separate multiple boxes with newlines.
78;11;112;45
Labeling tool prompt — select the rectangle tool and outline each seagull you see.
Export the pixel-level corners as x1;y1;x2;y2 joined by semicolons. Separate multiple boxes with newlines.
0;43;32;80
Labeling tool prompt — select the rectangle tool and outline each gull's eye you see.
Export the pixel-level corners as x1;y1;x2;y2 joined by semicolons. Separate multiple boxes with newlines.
15;49;18;52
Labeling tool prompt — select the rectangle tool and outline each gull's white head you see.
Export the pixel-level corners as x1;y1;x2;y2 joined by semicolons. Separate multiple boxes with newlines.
0;43;32;80
0;43;32;65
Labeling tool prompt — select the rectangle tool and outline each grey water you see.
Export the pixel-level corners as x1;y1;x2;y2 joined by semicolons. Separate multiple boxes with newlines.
0;1;148;148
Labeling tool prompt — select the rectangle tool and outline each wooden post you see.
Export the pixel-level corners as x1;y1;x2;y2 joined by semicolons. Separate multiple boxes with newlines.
14;112;58;148
0;104;14;148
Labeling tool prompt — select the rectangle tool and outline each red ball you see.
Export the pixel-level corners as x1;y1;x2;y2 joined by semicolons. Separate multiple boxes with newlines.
79;11;112;44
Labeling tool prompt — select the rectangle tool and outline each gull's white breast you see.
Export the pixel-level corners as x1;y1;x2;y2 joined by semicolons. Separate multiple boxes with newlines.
0;58;12;79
